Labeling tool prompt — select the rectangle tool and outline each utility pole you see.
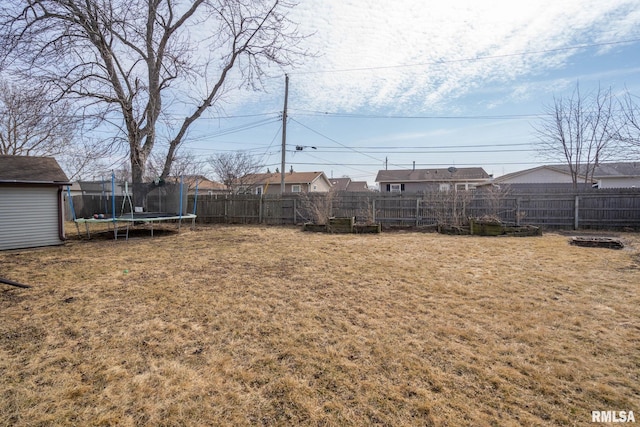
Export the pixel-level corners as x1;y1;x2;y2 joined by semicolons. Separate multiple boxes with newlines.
280;74;289;195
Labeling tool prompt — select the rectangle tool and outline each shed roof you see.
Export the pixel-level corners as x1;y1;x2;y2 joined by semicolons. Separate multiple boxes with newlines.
0;155;70;184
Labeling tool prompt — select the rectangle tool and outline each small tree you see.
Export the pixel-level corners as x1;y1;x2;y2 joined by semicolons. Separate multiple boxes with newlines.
534;83;619;189
298;189;336;225
618;90;640;155
208;151;263;193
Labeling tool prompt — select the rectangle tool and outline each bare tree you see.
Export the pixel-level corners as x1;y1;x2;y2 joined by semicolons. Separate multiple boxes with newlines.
534;83;620;189
148;150;204;180
0;0;307;206
208;151;263;193
618;90;640;155
0;78;110;179
0;79;76;157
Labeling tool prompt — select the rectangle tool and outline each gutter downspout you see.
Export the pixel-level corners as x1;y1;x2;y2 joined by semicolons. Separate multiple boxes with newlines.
58;186;66;241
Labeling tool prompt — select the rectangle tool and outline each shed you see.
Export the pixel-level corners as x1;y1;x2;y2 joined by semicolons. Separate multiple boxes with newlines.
0;155;71;251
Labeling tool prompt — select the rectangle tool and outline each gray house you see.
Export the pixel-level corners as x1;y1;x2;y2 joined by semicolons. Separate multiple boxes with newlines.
0;155;71;250
489;162;640;189
376;167;491;193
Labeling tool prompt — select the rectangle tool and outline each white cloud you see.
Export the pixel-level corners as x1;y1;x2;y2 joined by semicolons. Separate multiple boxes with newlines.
281;0;640;113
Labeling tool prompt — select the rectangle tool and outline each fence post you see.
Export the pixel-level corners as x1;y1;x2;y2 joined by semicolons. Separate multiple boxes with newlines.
574;195;580;230
224;195;228;223
372;199;376;223
259;195;263;223
293;198;297;224
416;198;420;227
516;198;521;226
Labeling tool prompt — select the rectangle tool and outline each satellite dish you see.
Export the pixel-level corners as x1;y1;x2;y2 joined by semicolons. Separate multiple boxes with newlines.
447;166;458;174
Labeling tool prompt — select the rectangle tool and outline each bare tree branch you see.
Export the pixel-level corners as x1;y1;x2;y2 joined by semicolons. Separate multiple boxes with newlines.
0;0;309;206
533;82;621;189
208;151;263;193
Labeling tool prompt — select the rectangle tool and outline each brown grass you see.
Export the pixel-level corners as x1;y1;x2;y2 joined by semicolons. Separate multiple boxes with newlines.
1;225;639;426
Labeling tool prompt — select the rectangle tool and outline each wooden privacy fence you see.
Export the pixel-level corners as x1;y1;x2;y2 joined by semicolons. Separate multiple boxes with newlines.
186;188;640;230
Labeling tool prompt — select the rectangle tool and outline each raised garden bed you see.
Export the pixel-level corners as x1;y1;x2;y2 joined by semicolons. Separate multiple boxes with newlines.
303;217;381;234
569;236;624;249
439;217;541;237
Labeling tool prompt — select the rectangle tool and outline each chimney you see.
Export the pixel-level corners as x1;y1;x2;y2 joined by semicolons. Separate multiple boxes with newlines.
413;161;415;171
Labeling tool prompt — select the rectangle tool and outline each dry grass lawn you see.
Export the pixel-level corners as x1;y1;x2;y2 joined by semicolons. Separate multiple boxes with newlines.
1;225;639;426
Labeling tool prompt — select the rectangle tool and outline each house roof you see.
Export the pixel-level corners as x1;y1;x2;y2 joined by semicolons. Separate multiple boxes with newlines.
491;165;579;184
375;167;490;183
169;175;226;191
492;162;640;183
329;177;370;191
592;162;640;178
242;171;330;185
329;177;351;191
347;181;369;191
0;155;70;184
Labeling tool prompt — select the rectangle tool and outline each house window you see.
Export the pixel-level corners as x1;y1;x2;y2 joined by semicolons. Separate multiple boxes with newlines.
455;183;476;191
388;184;404;193
439;183;451;192
313;185;317;191
255;186;263;195
291;184;301;193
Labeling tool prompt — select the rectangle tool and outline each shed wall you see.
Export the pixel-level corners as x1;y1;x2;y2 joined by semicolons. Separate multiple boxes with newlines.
0;185;63;250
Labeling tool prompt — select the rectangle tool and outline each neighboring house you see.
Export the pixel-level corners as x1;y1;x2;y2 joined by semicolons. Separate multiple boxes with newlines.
489;162;640;189
329;177;370;192
592;162;640;188
168;175;227;195
0;155;71;251
239;171;332;195
376;167;491;193
486;165;583;190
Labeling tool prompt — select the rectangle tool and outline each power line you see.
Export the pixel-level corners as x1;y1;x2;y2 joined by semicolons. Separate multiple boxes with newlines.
289;118;389;165
289;109;544;120
296;148;536;154
299;142;534;150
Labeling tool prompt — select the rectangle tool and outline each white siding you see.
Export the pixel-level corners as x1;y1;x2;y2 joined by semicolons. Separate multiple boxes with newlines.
597;177;640;188
0;186;63;250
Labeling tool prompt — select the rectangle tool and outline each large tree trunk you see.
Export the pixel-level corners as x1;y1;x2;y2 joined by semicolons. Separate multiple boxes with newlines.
131;147;149;209
0;1;306;198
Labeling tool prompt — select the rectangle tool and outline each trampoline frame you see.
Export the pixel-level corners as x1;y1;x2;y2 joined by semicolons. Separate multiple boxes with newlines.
69;173;198;240
74;213;197;240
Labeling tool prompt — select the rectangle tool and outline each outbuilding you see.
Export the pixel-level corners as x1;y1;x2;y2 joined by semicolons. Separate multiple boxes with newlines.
0;155;71;251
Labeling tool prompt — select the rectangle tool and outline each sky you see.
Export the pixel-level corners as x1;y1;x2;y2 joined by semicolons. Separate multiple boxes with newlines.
181;0;640;188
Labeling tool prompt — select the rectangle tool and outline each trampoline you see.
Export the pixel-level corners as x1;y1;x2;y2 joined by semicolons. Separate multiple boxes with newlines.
68;174;198;240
